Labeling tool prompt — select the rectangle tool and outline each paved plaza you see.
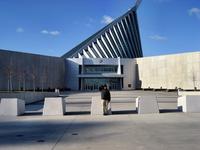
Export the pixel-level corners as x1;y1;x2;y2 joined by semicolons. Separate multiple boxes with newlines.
1;91;200;150
1;113;200;150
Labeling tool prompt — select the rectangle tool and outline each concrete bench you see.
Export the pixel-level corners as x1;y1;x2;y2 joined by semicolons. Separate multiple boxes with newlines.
43;97;65;116
91;96;112;115
178;95;200;113
136;96;159;114
0;98;25;116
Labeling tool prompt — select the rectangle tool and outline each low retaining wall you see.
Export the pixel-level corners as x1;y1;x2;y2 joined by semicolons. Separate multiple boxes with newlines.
178;91;200;96
0;92;59;104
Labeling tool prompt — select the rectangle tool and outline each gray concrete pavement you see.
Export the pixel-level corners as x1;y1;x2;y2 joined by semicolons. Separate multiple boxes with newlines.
1;91;186;150
1;113;200;150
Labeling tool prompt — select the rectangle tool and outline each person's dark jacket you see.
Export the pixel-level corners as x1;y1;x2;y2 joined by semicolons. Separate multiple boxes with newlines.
101;89;111;102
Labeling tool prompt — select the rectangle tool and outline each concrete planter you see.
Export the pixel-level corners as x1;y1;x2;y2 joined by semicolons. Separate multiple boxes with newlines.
178;95;200;113
0;98;25;116
43;97;65;116
136;96;159;114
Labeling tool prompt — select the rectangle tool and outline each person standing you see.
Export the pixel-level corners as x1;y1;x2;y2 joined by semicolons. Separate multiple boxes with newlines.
101;84;111;115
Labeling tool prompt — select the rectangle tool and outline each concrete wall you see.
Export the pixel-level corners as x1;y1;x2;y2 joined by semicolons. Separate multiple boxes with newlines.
0;49;65;91
136;52;200;90
0;92;59;104
3;49;199;91
65;58;83;90
121;59;136;89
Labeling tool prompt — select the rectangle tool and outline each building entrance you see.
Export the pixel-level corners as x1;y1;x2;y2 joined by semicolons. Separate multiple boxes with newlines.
82;78;122;91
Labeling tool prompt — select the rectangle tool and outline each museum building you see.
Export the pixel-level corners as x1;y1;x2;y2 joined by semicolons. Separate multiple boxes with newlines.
63;1;142;91
0;0;200;91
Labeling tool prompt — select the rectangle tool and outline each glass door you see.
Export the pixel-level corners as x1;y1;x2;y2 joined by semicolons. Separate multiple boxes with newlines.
83;78;121;91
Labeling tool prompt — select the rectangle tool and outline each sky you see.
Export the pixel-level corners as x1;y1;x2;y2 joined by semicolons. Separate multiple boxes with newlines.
0;0;200;57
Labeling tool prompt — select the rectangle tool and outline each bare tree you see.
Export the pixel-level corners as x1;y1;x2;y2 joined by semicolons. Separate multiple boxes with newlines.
16;66;23;91
30;65;37;92
41;66;48;92
22;70;26;91
4;58;14;92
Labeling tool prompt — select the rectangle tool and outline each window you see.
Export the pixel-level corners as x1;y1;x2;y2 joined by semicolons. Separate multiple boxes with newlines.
121;65;124;74
84;65;118;74
79;65;82;74
79;78;81;90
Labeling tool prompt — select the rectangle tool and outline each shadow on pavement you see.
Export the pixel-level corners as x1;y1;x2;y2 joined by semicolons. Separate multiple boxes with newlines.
159;109;182;113
65;110;138;116
65;111;91;115
0;120;115;146
112;110;137;115
23;112;43;116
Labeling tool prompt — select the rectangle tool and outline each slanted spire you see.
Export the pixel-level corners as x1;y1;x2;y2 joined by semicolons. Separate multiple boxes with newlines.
62;2;143;58
135;0;142;10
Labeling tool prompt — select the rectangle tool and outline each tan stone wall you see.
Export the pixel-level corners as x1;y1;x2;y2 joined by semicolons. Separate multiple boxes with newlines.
136;52;200;90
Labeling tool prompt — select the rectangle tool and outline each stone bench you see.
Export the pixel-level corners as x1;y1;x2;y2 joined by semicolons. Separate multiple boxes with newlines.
43;97;65;116
136;96;159;114
91;96;112;115
178;95;200;113
0;98;25;116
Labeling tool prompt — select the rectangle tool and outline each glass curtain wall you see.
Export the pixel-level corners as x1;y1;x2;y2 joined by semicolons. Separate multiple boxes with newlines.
83;78;121;91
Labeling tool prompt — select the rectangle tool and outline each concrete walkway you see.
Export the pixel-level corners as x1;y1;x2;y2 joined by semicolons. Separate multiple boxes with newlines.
1;113;200;150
